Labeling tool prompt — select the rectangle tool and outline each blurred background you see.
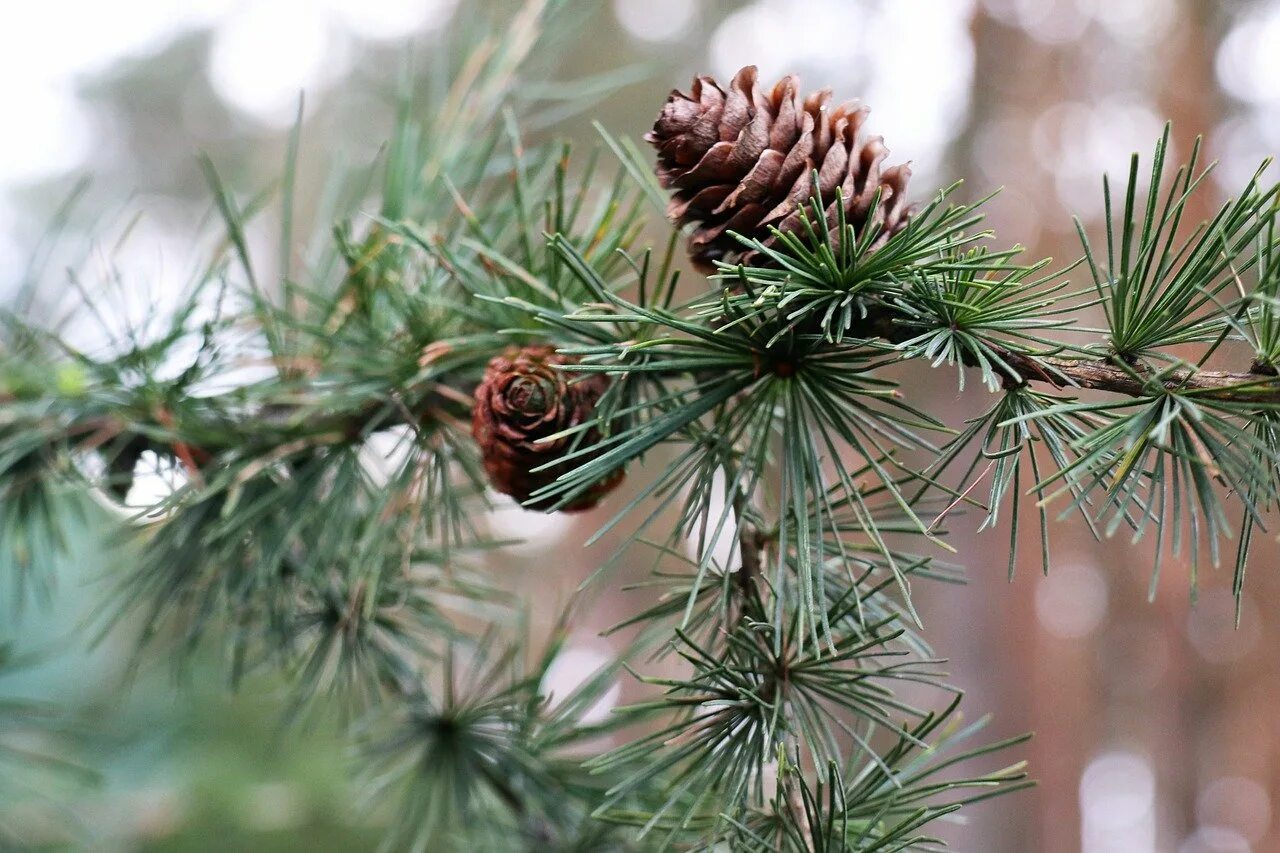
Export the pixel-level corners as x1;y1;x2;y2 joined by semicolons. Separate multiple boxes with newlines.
2;0;1279;850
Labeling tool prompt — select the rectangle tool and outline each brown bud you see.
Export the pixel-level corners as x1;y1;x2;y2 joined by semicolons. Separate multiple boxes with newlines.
471;345;623;512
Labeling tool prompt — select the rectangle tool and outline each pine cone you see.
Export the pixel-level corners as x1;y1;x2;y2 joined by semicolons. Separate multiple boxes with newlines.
646;65;913;271
471;345;623;512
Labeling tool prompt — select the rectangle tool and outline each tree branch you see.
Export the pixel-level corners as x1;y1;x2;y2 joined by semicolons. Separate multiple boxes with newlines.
995;348;1280;404
855;305;1280;404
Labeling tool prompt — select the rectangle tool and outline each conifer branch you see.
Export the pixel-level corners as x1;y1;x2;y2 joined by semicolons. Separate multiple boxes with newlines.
837;298;1280;403
17;42;1280;849
994;347;1280;403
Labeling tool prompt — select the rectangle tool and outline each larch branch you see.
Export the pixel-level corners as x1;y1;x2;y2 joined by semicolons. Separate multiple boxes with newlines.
995;348;1280;404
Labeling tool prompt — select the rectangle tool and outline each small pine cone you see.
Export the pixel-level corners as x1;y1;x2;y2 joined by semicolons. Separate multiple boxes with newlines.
646;65;914;271
471;345;623;512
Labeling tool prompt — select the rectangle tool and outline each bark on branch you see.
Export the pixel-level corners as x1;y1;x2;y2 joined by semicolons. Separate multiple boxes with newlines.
995;348;1280;404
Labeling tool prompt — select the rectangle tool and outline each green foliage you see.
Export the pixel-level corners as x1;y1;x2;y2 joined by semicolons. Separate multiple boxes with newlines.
12;2;1280;849
715;701;1031;852
1240;217;1280;370
0;644;96;846
891;252;1086;392
359;627;634;852
589;602;947;841
924;385;1100;578
1081;126;1279;360
710;181;997;345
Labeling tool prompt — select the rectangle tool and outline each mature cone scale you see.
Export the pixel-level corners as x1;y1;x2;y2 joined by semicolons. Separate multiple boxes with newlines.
471;345;623;512
646;65;914;271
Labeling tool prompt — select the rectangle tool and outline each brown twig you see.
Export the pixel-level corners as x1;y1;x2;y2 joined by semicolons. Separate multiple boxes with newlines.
854;306;1280;404
995;348;1280;403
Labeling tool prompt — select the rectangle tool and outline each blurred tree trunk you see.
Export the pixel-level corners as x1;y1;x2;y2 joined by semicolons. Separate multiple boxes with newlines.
1144;3;1223;847
924;6;1071;851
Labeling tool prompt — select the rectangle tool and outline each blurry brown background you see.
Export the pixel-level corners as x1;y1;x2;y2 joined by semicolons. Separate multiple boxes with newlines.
3;1;1279;850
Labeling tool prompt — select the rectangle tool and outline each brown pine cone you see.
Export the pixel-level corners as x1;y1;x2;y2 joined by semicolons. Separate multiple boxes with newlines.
471;345;623;513
646;65;913;271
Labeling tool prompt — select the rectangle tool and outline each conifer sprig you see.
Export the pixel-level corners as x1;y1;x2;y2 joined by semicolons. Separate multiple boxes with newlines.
699;126;1280;600
14;20;1280;850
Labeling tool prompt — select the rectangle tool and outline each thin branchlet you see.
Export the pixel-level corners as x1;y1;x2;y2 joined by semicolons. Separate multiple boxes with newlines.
997;348;1280;402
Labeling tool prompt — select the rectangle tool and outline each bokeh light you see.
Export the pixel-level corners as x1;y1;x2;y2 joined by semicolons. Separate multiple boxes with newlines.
859;0;975;183
487;492;577;551
981;0;1090;44
0;2;233;184
709;0;865;86
1186;590;1259;665
707;0;974;188
1084;0;1174;46
540;644;622;726
1216;5;1280;108
613;0;699;42
1031;97;1163;218
323;0;458;40
1178;826;1252;853
1080;750;1157;853
208;1;349;127
1034;559;1109;639
683;471;742;574
1196;776;1272;844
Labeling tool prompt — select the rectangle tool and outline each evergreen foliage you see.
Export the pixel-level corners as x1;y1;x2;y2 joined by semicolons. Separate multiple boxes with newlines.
5;1;1280;847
